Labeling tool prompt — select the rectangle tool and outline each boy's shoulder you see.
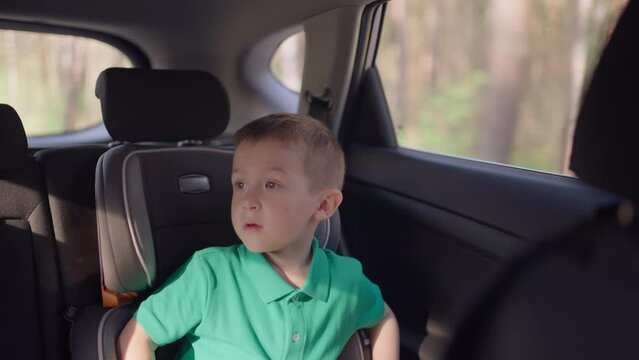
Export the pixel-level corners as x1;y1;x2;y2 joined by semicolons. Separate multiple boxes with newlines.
321;248;366;280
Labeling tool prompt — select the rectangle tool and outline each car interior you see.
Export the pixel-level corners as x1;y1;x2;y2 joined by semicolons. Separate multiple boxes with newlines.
0;0;637;359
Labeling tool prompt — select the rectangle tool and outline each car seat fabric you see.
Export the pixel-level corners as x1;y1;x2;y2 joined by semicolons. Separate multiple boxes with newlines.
36;145;108;309
0;104;65;359
72;68;238;359
96;144;238;293
94;67;234;294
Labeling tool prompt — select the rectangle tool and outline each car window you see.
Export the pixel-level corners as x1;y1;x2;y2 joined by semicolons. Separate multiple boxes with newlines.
270;31;305;93
376;0;628;174
0;29;132;137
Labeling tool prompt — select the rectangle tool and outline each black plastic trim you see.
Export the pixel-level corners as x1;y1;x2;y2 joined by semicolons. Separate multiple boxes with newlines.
347;144;621;240
338;0;390;145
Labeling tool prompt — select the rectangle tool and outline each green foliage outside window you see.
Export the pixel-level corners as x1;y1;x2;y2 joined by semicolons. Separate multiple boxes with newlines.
377;0;628;174
0;30;131;137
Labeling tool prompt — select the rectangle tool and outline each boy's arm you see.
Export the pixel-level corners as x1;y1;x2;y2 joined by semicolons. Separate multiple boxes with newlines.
369;302;400;360
117;318;158;360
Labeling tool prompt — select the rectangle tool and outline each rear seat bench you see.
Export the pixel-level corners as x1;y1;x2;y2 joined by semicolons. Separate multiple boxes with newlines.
35;146;107;315
0;104;66;360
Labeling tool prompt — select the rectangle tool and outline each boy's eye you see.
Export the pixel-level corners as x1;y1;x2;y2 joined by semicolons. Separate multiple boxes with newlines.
265;181;277;189
234;181;245;190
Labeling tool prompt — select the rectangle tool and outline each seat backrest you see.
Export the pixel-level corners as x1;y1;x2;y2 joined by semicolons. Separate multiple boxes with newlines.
445;2;639;359
0;104;65;359
35;145;107;310
93;68;233;299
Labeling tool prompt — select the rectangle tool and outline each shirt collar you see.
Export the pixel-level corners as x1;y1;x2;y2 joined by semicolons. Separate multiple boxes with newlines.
241;238;330;304
300;238;330;302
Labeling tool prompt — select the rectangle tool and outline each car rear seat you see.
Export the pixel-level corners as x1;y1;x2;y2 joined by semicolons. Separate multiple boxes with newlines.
94;68;235;297
70;67;234;359
71;68;368;359
0;104;66;359
35;146;107;314
34;116;111;360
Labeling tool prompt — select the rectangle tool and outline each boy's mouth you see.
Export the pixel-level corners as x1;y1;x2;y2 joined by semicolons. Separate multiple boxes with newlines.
244;223;262;230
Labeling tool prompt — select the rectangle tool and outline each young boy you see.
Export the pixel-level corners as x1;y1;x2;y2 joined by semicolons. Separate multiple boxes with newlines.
118;113;399;359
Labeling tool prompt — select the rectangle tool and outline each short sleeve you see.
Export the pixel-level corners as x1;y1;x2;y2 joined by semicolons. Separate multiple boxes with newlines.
134;252;212;345
355;273;385;329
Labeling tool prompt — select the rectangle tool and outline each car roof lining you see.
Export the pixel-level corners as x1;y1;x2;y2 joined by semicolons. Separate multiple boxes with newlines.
0;0;373;64
0;0;377;134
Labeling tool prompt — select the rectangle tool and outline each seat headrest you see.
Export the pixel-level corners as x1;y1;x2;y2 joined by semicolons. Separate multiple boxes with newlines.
95;68;230;142
0;104;28;170
570;1;639;204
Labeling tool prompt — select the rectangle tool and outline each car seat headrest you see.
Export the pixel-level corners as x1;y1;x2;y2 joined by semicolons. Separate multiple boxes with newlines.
570;1;639;204
0;104;29;170
95;68;230;142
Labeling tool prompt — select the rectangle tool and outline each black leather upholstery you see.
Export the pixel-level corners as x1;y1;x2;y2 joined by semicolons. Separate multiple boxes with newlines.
95;68;229;142
36;145;108;309
570;0;639;204
0;104;65;359
0;104;29;170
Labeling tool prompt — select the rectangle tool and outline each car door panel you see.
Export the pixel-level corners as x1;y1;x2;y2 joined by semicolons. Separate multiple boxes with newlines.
341;146;619;358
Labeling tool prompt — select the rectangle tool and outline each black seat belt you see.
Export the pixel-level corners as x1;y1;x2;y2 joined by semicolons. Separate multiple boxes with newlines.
306;88;332;122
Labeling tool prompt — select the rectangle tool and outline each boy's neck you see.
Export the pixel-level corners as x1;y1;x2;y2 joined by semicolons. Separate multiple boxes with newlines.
264;240;314;289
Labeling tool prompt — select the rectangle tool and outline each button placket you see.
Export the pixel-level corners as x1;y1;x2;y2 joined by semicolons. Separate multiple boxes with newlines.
284;292;307;358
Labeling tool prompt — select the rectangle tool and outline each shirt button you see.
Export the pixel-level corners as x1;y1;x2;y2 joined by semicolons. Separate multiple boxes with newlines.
291;296;299;304
292;332;301;342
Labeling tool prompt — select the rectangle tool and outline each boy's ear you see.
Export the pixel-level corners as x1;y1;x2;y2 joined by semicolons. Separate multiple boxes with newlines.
314;189;343;221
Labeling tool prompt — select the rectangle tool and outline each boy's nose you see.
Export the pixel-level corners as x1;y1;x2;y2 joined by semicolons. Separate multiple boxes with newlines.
245;201;260;210
242;193;261;211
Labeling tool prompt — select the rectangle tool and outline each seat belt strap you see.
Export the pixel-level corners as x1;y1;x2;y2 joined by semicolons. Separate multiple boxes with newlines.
63;305;79;323
306;88;332;122
358;329;373;360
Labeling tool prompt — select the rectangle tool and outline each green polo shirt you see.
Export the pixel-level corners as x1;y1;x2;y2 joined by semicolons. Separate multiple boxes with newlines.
135;239;384;359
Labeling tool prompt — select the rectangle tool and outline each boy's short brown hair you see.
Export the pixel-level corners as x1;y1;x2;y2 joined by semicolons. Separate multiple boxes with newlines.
234;113;345;191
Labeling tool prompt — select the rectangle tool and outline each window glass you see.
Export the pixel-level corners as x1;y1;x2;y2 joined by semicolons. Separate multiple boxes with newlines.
270;31;305;92
376;0;628;174
0;30;132;137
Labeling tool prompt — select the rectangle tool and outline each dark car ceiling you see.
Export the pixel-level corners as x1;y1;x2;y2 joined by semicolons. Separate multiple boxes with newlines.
0;0;371;66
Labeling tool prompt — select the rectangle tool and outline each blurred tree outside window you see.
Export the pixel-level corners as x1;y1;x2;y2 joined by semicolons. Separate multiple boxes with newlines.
0;30;131;137
270;31;305;93
376;0;628;174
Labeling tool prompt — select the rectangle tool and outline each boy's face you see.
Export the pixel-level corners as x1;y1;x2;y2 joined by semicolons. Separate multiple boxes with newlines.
231;138;323;255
